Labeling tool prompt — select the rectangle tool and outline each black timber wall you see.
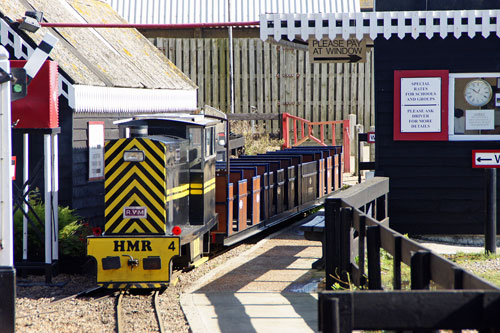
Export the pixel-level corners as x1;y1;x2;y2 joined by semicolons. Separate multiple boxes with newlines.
13;100;143;228
71;111;132;227
376;0;500;11
374;34;500;234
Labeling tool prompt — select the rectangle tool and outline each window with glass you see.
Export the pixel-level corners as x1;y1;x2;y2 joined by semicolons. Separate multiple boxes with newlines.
205;127;215;158
449;73;500;140
188;127;202;166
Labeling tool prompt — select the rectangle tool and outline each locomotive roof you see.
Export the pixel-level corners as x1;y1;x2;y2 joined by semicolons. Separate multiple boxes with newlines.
147;135;187;145
115;113;220;127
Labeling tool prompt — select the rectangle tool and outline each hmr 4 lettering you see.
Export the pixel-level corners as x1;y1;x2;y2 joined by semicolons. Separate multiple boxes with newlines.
113;240;152;252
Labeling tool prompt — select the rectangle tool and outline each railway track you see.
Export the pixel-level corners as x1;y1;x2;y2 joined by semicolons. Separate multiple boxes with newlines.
16;208;316;332
115;290;166;333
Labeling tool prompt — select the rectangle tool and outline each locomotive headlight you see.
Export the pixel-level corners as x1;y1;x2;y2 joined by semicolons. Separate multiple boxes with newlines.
123;149;145;162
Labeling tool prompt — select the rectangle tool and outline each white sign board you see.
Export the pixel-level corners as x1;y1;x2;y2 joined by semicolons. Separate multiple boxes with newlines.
309;38;366;63
473;150;500;168
466;109;495;130
400;77;441;133
88;121;105;181
367;132;375;143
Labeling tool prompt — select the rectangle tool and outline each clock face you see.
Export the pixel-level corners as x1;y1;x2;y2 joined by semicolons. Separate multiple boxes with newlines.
464;79;492;107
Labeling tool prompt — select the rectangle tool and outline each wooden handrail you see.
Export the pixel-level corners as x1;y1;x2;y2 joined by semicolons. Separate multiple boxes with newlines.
319;177;500;331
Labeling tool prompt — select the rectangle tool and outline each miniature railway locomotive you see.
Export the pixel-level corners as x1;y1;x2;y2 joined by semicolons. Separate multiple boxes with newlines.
87;112;345;289
87;113;219;289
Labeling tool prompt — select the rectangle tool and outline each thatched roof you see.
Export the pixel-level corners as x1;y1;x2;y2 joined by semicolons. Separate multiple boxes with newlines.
0;0;198;112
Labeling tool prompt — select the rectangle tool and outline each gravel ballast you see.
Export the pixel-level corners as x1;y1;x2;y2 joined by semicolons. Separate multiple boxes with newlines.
15;243;253;333
14;238;500;332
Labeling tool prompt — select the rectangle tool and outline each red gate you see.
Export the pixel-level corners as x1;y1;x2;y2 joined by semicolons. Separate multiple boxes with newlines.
282;113;351;172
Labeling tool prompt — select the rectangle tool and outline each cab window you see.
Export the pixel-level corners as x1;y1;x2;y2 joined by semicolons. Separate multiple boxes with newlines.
205;127;215;158
188;127;202;166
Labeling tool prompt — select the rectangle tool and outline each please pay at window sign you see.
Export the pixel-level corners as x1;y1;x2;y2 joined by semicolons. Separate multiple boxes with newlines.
309;38;366;63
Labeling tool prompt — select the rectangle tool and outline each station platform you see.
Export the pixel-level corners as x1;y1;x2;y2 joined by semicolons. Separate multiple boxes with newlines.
179;204;486;333
180;218;323;333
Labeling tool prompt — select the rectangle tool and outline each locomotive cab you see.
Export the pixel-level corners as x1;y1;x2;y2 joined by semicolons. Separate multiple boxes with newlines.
87;113;219;288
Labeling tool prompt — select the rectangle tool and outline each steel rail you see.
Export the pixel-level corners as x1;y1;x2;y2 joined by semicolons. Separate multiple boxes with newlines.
153;290;165;333
116;290;125;333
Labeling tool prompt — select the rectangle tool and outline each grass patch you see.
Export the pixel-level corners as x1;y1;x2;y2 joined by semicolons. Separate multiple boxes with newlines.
329;248;500;291
379;249;412;290
446;252;500;287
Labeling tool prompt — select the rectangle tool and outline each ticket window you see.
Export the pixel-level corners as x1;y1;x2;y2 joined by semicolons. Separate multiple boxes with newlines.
449;73;500;140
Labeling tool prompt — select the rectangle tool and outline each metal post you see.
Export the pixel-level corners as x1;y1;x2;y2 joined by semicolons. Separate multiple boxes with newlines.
357;129;361;184
23;133;29;260
348;114;356;157
369;125;375;162
0;45;16;333
485;168;497;255
226;0;233;184
228;0;235;117
44;134;52;283
51;134;59;261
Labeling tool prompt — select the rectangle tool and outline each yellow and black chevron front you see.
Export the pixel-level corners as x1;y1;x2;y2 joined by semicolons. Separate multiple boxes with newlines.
104;138;167;235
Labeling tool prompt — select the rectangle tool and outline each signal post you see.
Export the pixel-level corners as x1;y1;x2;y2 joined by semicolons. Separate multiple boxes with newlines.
0;45;15;333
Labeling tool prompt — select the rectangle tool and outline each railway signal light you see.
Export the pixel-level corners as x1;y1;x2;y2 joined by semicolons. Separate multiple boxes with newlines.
10;68;27;102
18;11;43;33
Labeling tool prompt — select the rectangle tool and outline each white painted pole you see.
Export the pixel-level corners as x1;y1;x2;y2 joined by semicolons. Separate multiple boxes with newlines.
43;134;52;268
22;133;29;261
51;134;58;261
228;0;234;115
0;46;13;267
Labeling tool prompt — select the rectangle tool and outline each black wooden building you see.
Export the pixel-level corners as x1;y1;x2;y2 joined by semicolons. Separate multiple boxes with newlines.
258;1;500;235
374;0;500;234
0;0;197;226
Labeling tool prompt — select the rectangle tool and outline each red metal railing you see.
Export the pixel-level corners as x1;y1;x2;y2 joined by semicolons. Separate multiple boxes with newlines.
36;21;260;29
282;113;350;172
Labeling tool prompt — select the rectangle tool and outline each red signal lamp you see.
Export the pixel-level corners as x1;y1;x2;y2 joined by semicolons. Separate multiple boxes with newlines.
172;226;182;235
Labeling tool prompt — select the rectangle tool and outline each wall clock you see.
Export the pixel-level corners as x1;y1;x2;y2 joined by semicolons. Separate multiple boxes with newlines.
464;79;492;107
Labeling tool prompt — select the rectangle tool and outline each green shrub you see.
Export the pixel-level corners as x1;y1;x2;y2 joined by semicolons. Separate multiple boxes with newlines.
13;191;91;261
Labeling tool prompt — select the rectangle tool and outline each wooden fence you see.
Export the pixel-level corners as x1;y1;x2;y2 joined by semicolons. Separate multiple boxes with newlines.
319;177;500;332
154;38;374;133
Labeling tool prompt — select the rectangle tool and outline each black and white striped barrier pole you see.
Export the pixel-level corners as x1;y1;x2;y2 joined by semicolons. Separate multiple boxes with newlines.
24;32;58;80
